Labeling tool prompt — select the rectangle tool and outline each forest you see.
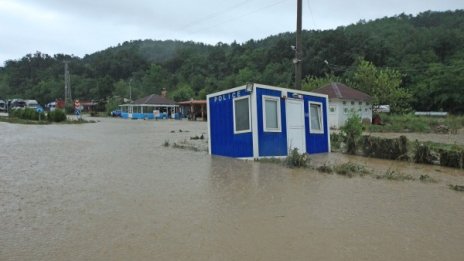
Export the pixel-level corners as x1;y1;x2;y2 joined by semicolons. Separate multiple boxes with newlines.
0;10;463;113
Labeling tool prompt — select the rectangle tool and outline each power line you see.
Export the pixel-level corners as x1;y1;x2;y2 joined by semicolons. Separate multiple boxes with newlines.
188;0;292;35
181;0;255;31
305;0;317;28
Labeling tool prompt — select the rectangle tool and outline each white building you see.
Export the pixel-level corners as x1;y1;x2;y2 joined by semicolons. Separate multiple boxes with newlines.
312;82;372;129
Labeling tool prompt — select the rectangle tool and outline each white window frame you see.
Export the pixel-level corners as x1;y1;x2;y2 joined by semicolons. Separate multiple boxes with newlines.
308;101;324;134
233;95;252;134
262;95;282;132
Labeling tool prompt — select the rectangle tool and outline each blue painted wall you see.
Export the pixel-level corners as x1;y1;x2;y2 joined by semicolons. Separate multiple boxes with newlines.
209;89;253;158
121;112;156;119
305;95;329;154
256;88;287;157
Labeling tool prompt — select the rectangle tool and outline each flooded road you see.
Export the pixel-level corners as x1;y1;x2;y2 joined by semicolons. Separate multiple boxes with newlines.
1;118;463;261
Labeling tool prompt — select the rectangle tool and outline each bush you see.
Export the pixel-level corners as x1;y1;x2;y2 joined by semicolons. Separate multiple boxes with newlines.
330;133;343;151
9;108;45;121
362;135;409;160
47;110;67;122
414;142;434;164
285;148;309;168
334;162;370;177
376;169;414;181
439;150;463;168
340;114;363;154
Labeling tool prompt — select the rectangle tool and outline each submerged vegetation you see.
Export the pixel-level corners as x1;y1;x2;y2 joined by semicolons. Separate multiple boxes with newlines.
285;148;310;168
448;184;464;192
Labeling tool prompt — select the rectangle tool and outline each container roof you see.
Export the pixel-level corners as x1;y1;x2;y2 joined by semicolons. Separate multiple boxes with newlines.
312;82;372;101
132;94;177;105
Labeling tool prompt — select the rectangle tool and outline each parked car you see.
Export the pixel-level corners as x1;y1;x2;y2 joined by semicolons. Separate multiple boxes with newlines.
26;100;44;113
10;99;26;110
46;102;56;111
0;99;6;112
111;109;122;117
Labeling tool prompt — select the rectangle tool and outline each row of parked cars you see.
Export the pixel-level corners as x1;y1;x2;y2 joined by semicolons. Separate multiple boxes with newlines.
0;98;44;113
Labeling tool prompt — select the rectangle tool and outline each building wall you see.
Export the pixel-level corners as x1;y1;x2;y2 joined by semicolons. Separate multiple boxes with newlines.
303;94;330;154
328;99;373;129
208;88;253;158
256;87;288;157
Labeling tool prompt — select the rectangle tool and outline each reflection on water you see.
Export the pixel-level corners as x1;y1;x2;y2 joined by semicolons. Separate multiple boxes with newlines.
1;118;463;261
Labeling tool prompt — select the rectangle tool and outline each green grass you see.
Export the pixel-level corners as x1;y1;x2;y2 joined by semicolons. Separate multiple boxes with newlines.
367;114;464;134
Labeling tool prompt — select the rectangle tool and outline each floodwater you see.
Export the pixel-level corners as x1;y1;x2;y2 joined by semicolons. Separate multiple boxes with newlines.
1;118;463;261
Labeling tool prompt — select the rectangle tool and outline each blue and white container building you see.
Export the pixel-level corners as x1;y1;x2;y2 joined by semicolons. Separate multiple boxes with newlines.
207;83;330;159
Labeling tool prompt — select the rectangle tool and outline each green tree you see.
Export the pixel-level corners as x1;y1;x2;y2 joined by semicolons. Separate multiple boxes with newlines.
302;74;342;92
170;83;194;102
350;59;411;113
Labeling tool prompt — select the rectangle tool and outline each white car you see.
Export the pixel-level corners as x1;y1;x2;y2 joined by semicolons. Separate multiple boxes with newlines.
0;99;6;112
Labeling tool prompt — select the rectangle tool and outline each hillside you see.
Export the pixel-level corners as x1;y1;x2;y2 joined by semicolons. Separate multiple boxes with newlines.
0;10;463;112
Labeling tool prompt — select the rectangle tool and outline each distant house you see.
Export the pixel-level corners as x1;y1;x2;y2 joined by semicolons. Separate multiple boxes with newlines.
120;94;179;120
312;82;372;129
178;99;207;121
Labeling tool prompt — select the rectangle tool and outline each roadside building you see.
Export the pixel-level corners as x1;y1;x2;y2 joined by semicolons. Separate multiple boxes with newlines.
178;99;207;121
207;83;330;159
312;82;372;129
120;94;179;120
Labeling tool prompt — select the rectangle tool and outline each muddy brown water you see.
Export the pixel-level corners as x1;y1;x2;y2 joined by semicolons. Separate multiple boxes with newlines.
1;118;463;261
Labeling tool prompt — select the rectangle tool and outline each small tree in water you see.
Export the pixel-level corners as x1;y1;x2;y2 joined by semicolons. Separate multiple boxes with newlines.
341;113;363;154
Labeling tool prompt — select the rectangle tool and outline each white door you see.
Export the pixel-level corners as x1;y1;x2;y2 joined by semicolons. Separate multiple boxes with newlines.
286;99;306;153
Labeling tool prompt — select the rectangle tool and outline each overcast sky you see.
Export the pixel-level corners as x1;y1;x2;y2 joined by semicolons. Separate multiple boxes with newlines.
0;0;462;66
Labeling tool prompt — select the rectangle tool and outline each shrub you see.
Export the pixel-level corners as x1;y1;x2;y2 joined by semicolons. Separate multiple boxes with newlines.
414;142;434;164
317;164;333;174
448;184;464;192
419;175;437;183
47;110;67;122
334;162;370;177
439;150;463;168
362;135;409;160
376;169;415;181
330;133;343;151
9;108;45;121
285;148;309;168
340;114;363;154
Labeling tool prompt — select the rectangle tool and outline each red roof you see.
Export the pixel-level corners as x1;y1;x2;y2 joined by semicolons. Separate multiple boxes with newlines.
132;94;177;105
312;82;372;101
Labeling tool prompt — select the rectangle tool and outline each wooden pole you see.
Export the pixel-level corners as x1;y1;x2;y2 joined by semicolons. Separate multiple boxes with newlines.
295;0;303;89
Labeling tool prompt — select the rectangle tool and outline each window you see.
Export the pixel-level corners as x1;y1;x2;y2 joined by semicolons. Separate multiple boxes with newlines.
329;106;336;113
309;102;324;133
344;107;348;114
262;96;281;132
233;96;251;134
359;101;362;105
351;101;355;105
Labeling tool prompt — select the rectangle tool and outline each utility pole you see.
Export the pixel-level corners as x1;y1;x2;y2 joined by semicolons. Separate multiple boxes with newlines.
294;0;303;89
129;78;132;101
64;61;72;107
